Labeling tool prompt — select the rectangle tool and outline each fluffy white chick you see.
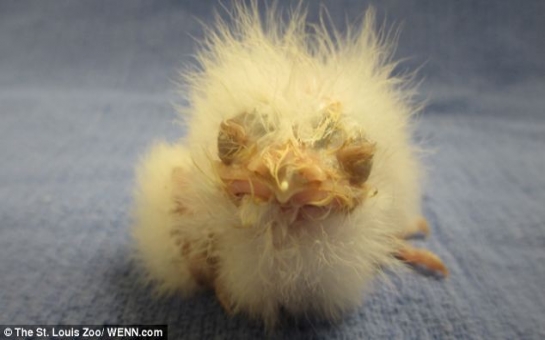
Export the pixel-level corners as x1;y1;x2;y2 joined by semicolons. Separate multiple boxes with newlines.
132;3;447;328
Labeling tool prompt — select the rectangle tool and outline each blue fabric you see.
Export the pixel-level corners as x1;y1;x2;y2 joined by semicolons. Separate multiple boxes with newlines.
1;1;544;338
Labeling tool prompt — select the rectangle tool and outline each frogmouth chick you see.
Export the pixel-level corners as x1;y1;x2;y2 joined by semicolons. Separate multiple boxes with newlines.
132;3;447;329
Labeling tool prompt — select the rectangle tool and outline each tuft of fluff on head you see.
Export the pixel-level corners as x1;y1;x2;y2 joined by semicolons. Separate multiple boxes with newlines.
181;1;420;152
133;1;423;328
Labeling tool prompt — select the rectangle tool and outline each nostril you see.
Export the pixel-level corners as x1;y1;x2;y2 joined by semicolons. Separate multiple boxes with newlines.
247;158;269;177
298;163;327;183
227;179;272;201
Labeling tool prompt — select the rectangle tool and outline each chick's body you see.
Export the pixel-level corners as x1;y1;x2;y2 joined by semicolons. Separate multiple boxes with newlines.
133;4;443;328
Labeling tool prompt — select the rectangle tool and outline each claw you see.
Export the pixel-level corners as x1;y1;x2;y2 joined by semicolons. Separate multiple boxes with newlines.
398;217;430;239
396;245;449;277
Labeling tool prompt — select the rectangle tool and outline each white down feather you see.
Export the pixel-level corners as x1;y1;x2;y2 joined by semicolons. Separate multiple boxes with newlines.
133;3;422;328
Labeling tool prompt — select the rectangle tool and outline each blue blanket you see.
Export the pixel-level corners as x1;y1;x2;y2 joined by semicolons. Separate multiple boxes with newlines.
1;1;544;339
